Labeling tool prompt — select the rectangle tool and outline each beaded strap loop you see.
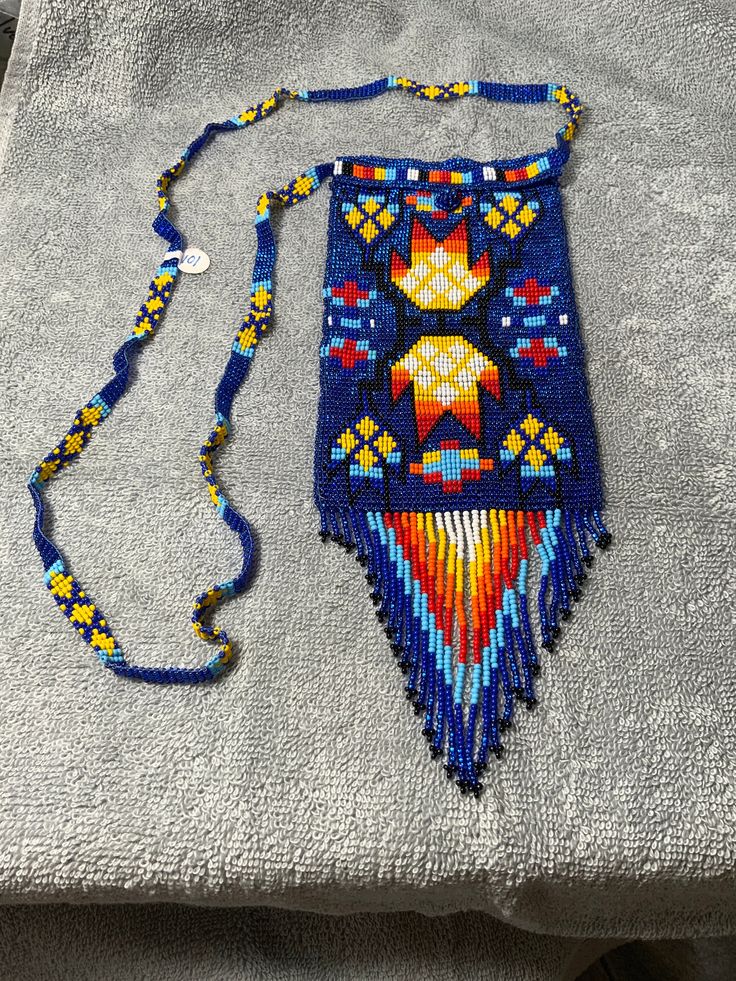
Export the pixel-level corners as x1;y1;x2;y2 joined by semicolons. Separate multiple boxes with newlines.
28;77;582;683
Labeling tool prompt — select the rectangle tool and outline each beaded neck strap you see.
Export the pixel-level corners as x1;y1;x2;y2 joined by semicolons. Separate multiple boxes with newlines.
30;78;611;794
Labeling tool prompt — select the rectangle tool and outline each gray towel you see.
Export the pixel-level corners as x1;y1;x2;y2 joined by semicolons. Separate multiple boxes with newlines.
0;905;616;981
0;0;734;945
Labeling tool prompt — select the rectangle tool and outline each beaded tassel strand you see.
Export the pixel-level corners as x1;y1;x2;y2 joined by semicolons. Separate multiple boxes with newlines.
323;505;610;795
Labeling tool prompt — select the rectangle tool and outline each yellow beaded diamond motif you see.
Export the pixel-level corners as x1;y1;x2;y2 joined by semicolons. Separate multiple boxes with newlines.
341;193;399;244
480;193;540;241
331;415;401;492
43;559;123;665
501;413;572;485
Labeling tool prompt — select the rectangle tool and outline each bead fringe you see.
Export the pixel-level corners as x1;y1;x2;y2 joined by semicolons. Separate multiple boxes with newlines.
319;506;611;796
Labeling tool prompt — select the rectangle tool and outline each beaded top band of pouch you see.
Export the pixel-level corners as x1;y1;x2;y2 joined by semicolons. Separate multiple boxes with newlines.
29;78;612;796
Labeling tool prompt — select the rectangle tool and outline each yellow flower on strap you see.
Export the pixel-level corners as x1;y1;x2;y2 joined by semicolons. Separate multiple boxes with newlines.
38;457;61;482
64;431;85;455
145;296;164;314
90;628;116;656
80;404;103;427
69;602;95;626
48;570;74;599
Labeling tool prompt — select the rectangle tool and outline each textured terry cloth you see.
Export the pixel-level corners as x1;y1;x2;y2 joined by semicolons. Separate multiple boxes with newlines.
0;0;735;942
2;908;735;981
0;905;616;981
597;936;736;981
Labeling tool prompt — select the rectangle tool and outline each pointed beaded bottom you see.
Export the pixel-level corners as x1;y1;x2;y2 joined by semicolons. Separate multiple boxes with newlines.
319;506;611;796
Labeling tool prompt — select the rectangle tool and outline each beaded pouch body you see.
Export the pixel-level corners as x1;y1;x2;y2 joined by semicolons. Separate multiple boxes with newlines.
29;78;611;795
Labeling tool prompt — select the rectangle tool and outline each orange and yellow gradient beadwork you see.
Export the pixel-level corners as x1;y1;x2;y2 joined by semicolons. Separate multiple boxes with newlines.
390;218;490;310
391;336;500;441
29;77;610;796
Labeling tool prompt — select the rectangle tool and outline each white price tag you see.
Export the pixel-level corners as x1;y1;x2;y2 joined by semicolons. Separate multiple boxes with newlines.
178;248;210;274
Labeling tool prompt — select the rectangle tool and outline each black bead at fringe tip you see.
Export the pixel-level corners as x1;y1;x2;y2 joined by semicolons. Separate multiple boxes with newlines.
316;515;613;800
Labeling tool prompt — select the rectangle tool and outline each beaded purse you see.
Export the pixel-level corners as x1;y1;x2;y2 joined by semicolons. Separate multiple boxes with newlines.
30;78;611;795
